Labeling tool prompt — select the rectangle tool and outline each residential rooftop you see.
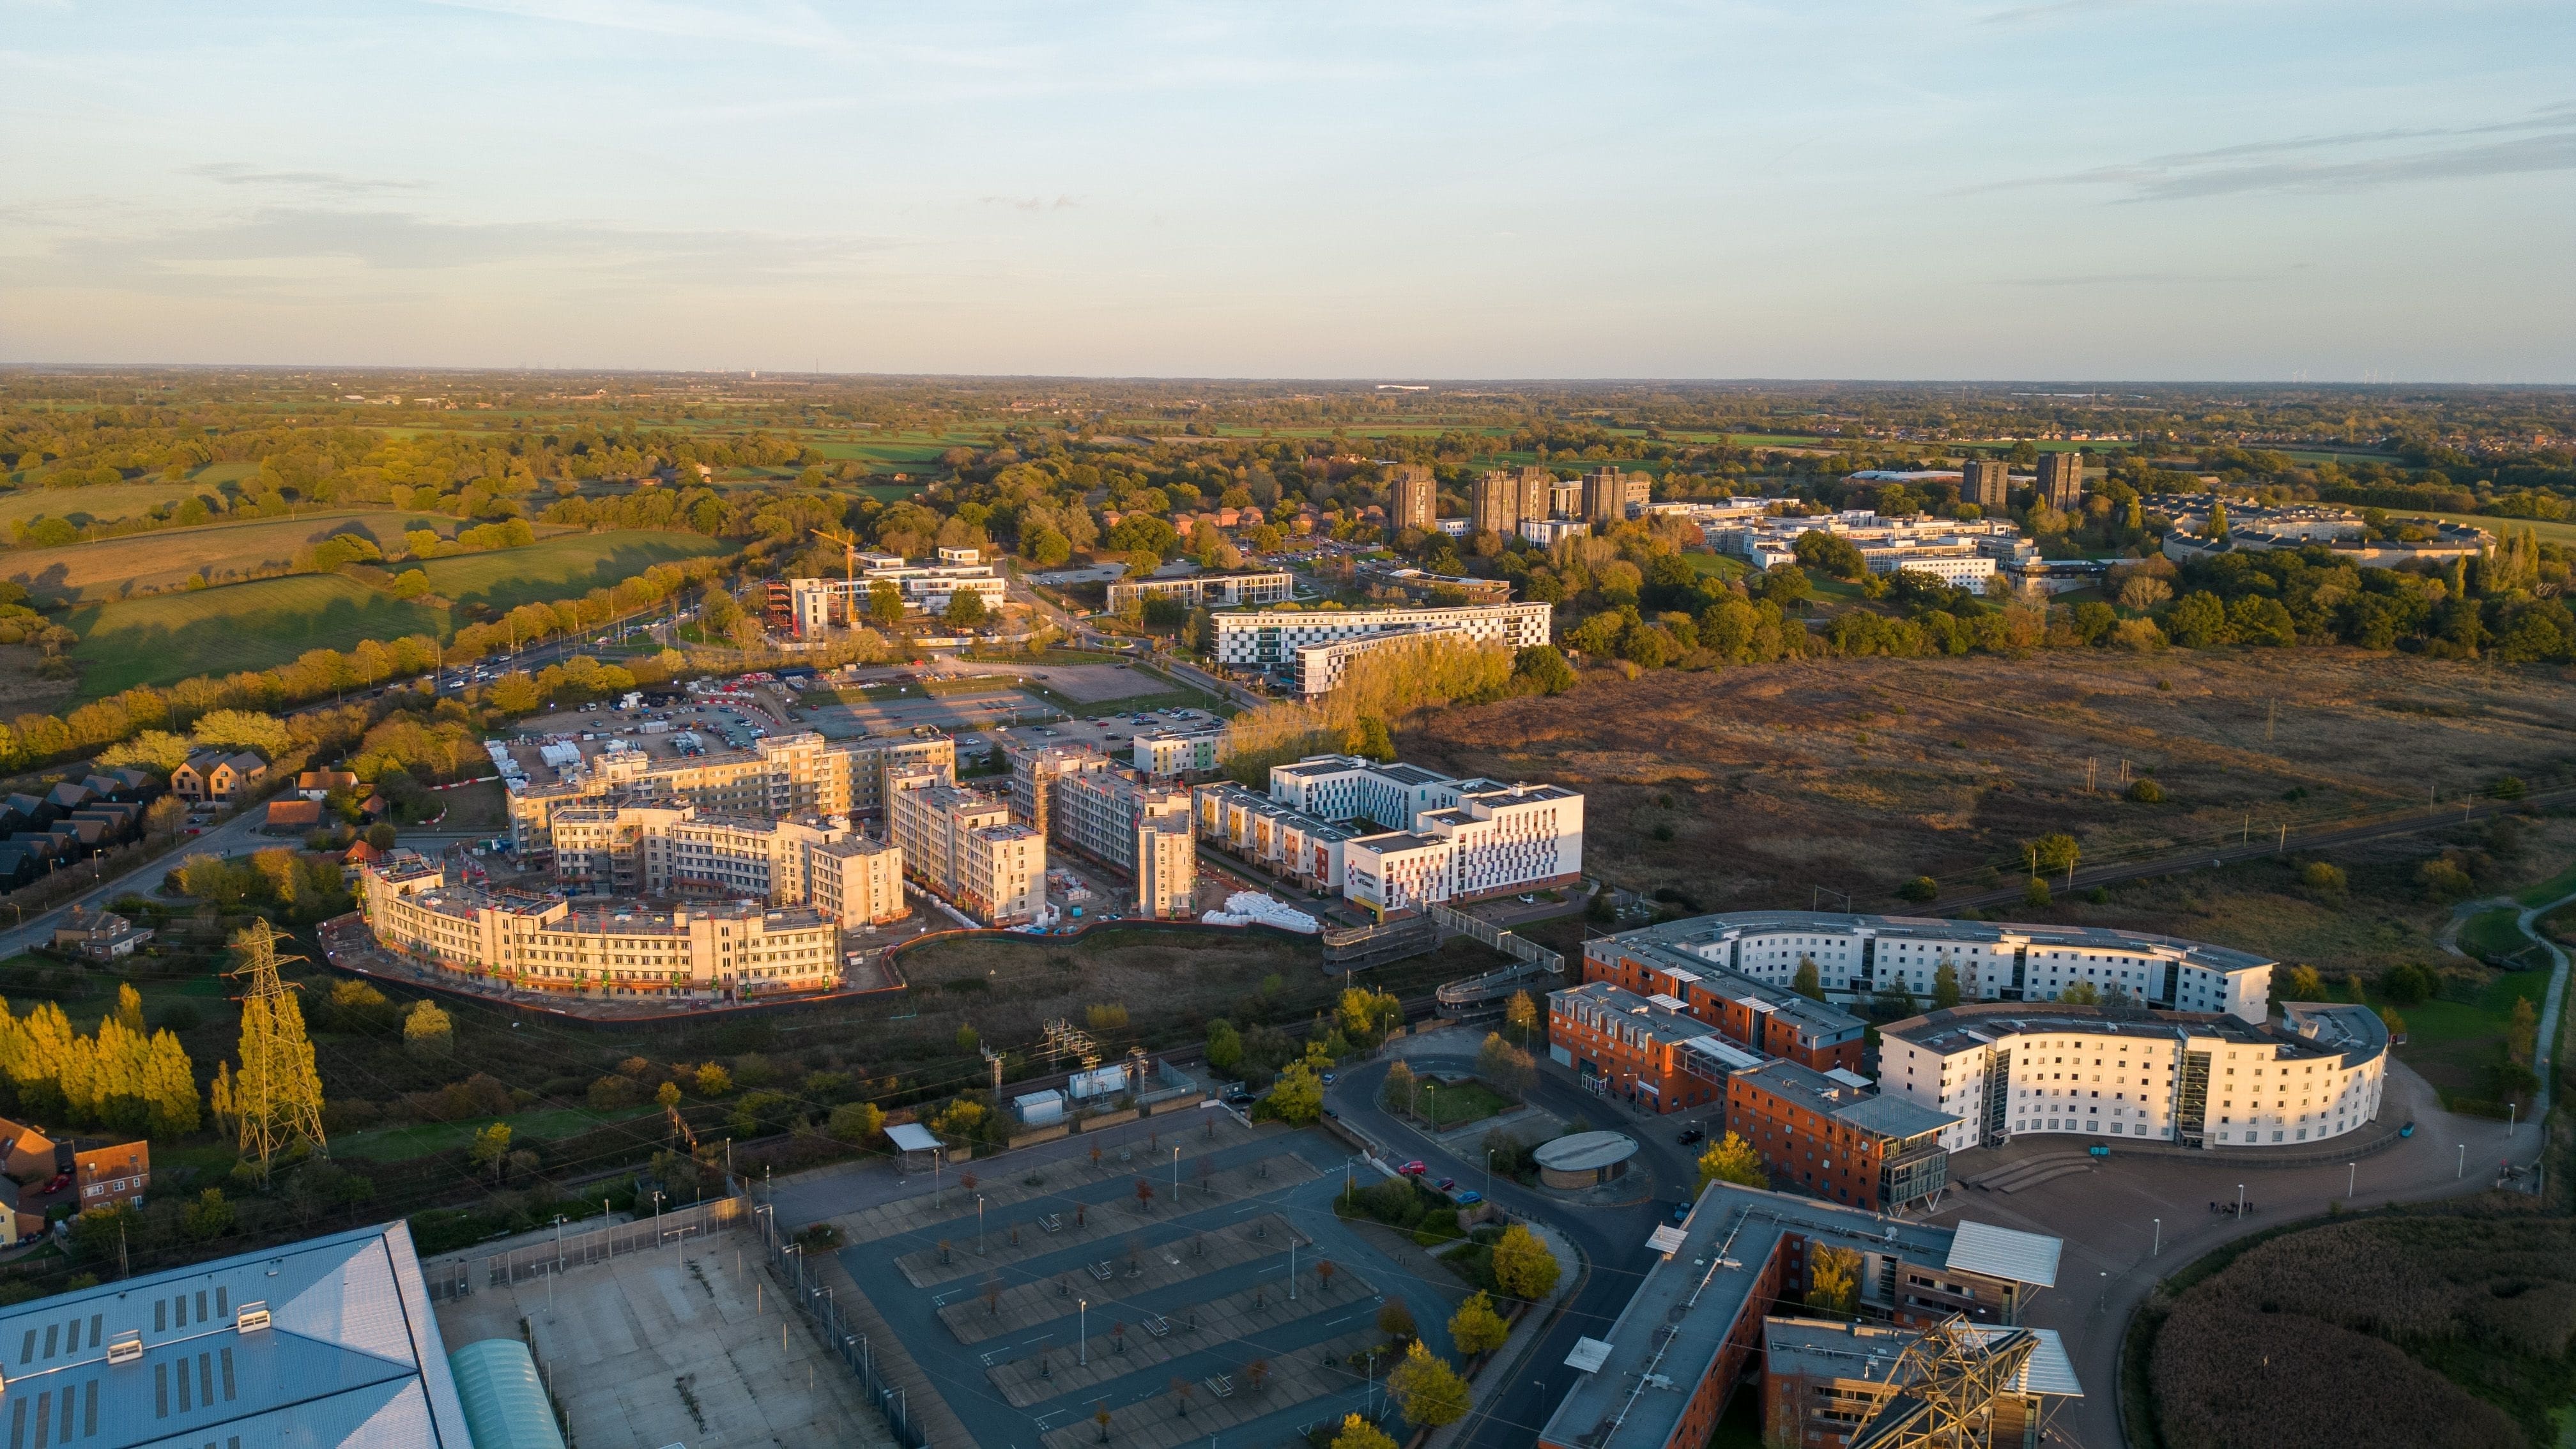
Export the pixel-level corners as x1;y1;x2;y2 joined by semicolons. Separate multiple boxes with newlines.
1881;1001;2386;1069
1539;1183;2060;1449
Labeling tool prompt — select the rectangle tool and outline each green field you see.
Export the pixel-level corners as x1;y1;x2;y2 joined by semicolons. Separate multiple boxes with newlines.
2403;510;2576;549
3;509;463;604
67;529;732;694
417;529;726;611
0;478;222;531
69;575;445;694
2457;907;2538;964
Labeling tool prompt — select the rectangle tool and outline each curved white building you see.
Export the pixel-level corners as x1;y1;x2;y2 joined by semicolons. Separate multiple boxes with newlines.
1879;1000;2390;1153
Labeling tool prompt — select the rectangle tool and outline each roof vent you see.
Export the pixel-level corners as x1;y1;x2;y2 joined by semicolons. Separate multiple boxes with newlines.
235;1302;272;1334
107;1334;143;1366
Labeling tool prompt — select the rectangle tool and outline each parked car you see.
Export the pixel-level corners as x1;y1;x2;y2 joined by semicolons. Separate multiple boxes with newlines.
1319;1071;1335;1085
1670;1202;1690;1224
1435;1177;1456;1194
1453;1190;1482;1206
1676;1128;1705;1146
1399;1161;1427;1177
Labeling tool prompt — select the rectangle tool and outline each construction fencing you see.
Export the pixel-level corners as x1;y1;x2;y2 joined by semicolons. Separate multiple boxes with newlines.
752;1194;930;1449
419;1195;750;1300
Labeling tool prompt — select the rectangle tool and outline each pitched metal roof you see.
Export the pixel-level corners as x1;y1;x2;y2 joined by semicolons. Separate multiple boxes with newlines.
0;1220;471;1448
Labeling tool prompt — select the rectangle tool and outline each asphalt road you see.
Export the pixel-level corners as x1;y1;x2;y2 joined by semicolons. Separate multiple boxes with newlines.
1326;1038;1712;1449
0;806;272;959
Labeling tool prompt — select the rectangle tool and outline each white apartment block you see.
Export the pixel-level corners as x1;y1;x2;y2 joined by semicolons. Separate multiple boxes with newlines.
1193;782;1358;891
785;546;1007;634
508;731;953;852
1105;571;1294;612
1649;910;2271;1020
1708;510;2034;581
1344;832;1453;914
1261;755;1584;908
1133;725;1227;779
359;859;841;1000
1210;602;1552;693
1268;755;1468;828
888;764;1046;924
1287;627;1466;697
1880;1001;2389;1153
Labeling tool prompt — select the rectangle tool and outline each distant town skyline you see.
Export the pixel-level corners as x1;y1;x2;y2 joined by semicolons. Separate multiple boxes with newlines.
4;1;2572;381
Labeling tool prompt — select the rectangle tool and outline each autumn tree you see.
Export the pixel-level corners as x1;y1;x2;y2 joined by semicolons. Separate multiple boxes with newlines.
1265;1060;1322;1125
402;999;453;1055
1696;1131;1766;1193
1328;1414;1399;1449
1386;1339;1469;1428
1491;1223;1560;1300
1810;1245;1862;1318
1505;989;1539;1044
1448;1290;1510;1355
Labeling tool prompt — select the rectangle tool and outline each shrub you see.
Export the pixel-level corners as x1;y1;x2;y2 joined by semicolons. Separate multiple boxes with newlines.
2127;778;2165;803
1897;875;1938;902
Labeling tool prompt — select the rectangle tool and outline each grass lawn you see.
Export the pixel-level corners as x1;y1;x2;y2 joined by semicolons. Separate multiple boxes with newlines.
0;479;223;531
2457;907;2535;963
69;574;447;695
2389;966;2550;1103
332;1103;661;1162
67;529;730;695
417;530;727;612
1403;1078;1514;1130
2513;858;2576;907
2403;510;2576;549
1;509;466;605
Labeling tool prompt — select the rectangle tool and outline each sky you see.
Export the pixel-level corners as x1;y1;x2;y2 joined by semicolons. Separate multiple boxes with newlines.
3;1;2572;381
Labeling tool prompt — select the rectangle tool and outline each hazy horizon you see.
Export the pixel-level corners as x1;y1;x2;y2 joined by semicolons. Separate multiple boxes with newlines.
6;1;2572;383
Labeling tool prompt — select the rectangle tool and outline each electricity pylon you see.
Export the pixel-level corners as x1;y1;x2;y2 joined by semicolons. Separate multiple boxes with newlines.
227;919;329;1181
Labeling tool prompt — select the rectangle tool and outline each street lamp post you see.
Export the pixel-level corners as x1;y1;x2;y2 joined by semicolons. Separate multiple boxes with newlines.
2152;1218;2160;1257
2235;1184;2243;1217
652;1191;665;1246
1485;1149;1494;1201
1078;1298;1088;1365
2347;1162;2356;1200
976;1195;986;1253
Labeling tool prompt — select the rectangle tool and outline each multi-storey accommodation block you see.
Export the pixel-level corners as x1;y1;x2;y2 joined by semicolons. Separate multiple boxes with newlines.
508;731;952;852
1103;571;1294;613
360;859;842;1000
1210;603;1552;694
1878;999;2389;1154
887;763;1045;925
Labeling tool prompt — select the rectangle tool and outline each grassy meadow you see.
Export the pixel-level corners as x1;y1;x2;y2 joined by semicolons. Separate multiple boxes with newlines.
2;509;466;604
65;528;732;694
0;478;222;531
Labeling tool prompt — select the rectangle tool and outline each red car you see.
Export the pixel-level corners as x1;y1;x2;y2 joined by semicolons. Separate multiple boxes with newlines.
41;1172;70;1195
1399;1161;1427;1177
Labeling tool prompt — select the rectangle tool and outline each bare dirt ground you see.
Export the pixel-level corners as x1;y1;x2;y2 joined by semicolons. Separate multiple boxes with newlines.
1407;650;2576;912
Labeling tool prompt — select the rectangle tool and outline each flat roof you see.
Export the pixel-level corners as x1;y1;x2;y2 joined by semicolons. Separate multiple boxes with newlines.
1532;1131;1639;1172
0;1220;473;1448
885;1123;942;1153
1539;1183;1992;1449
1883;1002;2380;1069
1620;908;2274;976
1945;1220;2063;1288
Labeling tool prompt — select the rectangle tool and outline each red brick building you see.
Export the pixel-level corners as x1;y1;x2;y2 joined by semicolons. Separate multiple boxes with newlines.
1726;1059;1954;1210
74;1140;150;1213
1547;981;1763;1114
1581;933;1867;1075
